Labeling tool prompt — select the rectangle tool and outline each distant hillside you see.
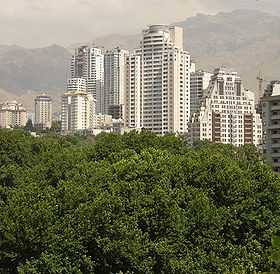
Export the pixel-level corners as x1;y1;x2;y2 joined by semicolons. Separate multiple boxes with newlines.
177;9;280;57
176;9;280;96
68;34;141;54
1;9;280;110
0;44;71;111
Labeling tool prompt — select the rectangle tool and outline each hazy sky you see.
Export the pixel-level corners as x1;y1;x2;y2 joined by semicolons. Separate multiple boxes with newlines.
0;0;278;48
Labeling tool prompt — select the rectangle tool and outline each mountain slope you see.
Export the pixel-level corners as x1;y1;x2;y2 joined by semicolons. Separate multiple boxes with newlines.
175;9;280;94
0;44;71;96
177;9;280;58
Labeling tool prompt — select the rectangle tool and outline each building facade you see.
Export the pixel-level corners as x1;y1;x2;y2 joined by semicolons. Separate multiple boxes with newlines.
34;93;52;129
262;81;280;173
61;91;96;131
139;25;191;135
71;46;86;78
95;113;113;127
67;77;86;93
104;48;129;116
188;68;262;146
71;47;104;114
190;70;212;115
124;53;142;128
0;100;26;128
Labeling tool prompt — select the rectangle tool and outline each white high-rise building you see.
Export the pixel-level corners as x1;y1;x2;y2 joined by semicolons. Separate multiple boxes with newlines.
188;68;262;146
104;48;129;117
71;47;104;114
190;70;213;115
124;53;142;128
83;48;104;114
34;93;52;128
140;25;190;135
0;100;26;128
67;78;86;93
61;91;96;131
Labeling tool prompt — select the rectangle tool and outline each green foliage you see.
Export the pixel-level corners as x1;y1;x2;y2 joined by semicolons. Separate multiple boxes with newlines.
272;236;280;250
24;119;34;131
270;235;280;269
0;130;280;273
50;120;61;133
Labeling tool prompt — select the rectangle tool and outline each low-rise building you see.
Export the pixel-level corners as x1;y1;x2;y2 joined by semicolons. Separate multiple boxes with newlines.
95;113;113;127
0;100;26;128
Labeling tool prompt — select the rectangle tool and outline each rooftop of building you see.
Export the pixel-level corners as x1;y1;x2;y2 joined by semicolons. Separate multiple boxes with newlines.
35;93;51;99
63;91;88;96
262;94;280;101
213;67;238;76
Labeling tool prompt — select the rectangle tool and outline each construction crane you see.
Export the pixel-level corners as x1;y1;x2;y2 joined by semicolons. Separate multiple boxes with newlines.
256;71;268;101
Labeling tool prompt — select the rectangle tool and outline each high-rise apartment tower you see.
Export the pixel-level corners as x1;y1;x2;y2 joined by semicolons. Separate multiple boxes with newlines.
188;68;262;146
104;48;129;118
139;25;191;135
34;93;52;128
190;70;212;115
70;47;104;114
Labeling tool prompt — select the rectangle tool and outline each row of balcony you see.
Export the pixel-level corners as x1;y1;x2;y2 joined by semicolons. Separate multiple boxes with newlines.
271;105;280;111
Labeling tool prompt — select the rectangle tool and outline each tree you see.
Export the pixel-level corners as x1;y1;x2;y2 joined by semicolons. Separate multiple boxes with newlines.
50;121;61;133
24;119;34;131
0;130;280;273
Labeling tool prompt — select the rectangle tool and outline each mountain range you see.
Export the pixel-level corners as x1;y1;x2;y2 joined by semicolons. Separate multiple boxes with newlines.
0;9;279;112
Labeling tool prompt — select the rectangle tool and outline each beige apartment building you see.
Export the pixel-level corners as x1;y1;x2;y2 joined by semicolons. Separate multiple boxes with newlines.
0;100;26;128
188;68;262;146
124;53;142;128
104;48;129;117
34;93;52;129
61;91;96;132
190;69;213;115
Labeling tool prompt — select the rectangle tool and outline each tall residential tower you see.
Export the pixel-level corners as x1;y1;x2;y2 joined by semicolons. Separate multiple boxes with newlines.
124;53;142;128
190;70;212;115
139;25;191;135
104;48;129;118
34;93;52;129
70;46;104;114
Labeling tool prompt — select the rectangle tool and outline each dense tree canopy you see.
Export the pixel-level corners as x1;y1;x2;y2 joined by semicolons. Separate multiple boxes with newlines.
0;129;280;273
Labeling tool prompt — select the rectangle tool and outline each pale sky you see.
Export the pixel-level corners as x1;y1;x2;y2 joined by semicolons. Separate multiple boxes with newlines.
0;0;278;48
